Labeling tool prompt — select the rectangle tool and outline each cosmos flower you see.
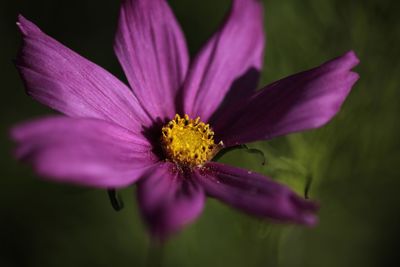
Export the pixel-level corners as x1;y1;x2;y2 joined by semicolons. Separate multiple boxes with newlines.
11;0;359;239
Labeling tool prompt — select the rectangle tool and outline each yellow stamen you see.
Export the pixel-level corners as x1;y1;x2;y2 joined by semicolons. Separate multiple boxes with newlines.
161;114;223;167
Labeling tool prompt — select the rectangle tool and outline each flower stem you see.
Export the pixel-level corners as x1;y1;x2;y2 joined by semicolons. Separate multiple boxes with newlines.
146;242;164;267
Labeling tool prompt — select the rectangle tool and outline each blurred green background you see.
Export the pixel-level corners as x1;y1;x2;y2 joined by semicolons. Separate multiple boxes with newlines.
1;0;400;266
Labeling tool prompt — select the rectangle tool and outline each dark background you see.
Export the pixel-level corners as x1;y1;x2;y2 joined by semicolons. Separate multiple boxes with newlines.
1;0;400;266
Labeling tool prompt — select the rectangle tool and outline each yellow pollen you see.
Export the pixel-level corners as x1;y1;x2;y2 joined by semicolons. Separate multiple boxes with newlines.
161;114;223;167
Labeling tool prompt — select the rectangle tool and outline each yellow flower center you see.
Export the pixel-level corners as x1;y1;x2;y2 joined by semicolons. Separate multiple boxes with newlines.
161;114;223;167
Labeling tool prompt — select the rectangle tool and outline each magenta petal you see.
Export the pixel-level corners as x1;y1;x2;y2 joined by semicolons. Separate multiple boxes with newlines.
218;51;360;146
11;116;157;188
182;0;265;122
137;163;205;239
114;0;189;121
16;15;150;133
196;162;318;225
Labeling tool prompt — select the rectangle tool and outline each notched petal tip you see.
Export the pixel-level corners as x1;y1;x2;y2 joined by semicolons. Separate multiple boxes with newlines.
327;50;360;71
345;50;360;66
299;212;319;227
289;193;320;226
8;125;29;161
9;125;20;142
349;71;360;85
16;14;40;36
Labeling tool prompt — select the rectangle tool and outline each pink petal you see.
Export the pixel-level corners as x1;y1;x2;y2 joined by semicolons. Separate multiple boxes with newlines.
11;116;158;188
16;15;150;133
196;162;318;226
136;163;205;240
114;0;189;121
182;0;265;122
218;51;360;146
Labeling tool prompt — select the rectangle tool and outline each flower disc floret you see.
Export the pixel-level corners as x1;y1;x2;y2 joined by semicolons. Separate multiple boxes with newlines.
161;114;222;167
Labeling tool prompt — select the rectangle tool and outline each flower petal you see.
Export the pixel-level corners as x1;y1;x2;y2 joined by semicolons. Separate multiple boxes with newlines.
195;162;318;225
10;116;157;188
16;15;150;133
182;0;265;122
114;0;189;121
137;163;205;239
218;51;360;146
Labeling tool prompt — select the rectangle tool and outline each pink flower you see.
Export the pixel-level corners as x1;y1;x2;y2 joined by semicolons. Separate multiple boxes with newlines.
11;0;359;239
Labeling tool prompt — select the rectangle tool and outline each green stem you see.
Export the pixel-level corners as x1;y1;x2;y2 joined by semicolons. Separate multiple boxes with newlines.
146;242;164;267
